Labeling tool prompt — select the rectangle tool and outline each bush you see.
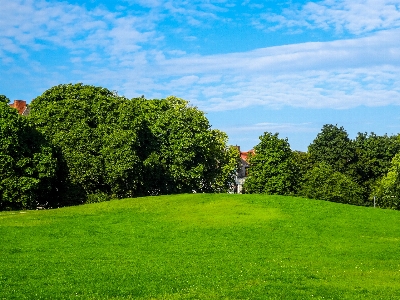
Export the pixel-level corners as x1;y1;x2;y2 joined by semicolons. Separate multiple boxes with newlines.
300;162;364;205
86;193;111;204
373;153;400;210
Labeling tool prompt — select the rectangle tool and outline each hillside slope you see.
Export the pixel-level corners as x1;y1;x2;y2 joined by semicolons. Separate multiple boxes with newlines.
1;194;399;299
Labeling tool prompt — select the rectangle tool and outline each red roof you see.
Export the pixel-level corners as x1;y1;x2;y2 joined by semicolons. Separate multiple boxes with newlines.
9;100;27;115
240;149;254;162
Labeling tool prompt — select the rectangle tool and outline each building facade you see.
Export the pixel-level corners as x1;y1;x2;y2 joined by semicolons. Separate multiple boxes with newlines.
9;100;30;116
234;146;254;194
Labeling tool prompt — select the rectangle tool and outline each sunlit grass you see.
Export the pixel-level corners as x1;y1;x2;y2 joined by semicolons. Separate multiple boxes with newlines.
1;194;400;299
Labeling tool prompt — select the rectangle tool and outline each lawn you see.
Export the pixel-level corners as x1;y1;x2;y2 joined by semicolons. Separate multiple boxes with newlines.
1;194;400;299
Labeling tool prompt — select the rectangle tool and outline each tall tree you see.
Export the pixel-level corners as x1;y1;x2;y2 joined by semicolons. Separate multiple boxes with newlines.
351;133;400;197
244;132;296;195
29;85;236;203
308;124;354;174
28;83;144;203
0;97;57;210
139;96;237;194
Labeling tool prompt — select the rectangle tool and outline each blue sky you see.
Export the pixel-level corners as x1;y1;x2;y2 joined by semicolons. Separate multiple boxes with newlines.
1;0;400;151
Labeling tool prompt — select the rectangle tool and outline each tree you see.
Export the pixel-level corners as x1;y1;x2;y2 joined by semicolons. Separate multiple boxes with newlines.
291;150;313;194
0;98;57;210
0;95;9;104
308;124;354;174
299;162;364;206
29;85;236;203
28;83;144;203
139;96;237;194
350;132;400;203
244;132;296;195
373;153;400;210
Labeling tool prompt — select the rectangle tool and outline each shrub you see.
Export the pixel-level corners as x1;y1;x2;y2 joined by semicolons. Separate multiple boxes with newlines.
373;153;400;210
300;162;364;205
86;192;111;204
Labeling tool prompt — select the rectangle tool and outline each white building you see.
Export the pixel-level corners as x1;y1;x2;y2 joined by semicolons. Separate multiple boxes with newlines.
234;146;254;194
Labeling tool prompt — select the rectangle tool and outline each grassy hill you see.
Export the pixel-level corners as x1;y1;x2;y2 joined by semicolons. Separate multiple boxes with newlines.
1;194;400;299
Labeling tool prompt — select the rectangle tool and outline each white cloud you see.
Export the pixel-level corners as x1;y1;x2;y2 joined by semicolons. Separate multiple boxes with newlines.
262;0;400;35
2;0;400;113
146;29;400;76
0;0;157;64
208;68;400;111
226;122;317;133
73;28;400;111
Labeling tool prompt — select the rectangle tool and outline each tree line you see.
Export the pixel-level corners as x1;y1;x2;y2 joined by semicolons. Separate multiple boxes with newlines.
2;83;400;211
0;84;238;210
244;127;400;210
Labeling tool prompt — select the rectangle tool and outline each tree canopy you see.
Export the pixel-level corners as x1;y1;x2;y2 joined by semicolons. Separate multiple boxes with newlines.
139;96;238;194
373;153;400;210
3;83;400;212
24;83;237;207
0;97;57;210
244;132;296;195
300;162;364;206
308;124;354;174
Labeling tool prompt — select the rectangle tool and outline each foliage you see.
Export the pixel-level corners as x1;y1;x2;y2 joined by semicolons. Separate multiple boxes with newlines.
0;100;57;210
308;124;354;174
137;96;237;194
8;80;400;213
86;192;111;204
351;132;400;203
305;125;400;207
244;132;296;195
300;162;364;205
28;83;137;204
291;150;313;194
0;94;9;104
373;153;400;210
213;145;241;192
27;84;235;205
1;194;400;299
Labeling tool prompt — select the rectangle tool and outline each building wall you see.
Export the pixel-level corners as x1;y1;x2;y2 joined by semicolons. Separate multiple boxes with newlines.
233;147;254;194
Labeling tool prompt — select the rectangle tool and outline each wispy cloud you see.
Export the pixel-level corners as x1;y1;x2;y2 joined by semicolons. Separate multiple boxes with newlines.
0;0;157;64
110;30;400;111
254;0;400;35
225;122;318;133
152;29;400;75
58;29;400;111
2;0;400;113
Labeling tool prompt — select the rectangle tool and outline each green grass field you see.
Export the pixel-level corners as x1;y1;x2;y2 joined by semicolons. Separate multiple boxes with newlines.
1;194;400;299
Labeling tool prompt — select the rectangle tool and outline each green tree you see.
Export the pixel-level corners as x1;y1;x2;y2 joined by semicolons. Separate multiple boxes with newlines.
308;124;354;174
300;162;364;206
28;83;144;203
350;132;400;203
0;95;9;104
373;153;400;210
29;85;235;202
244;132;296;195
291;150;313;194
139;96;236;194
0;98;57;210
